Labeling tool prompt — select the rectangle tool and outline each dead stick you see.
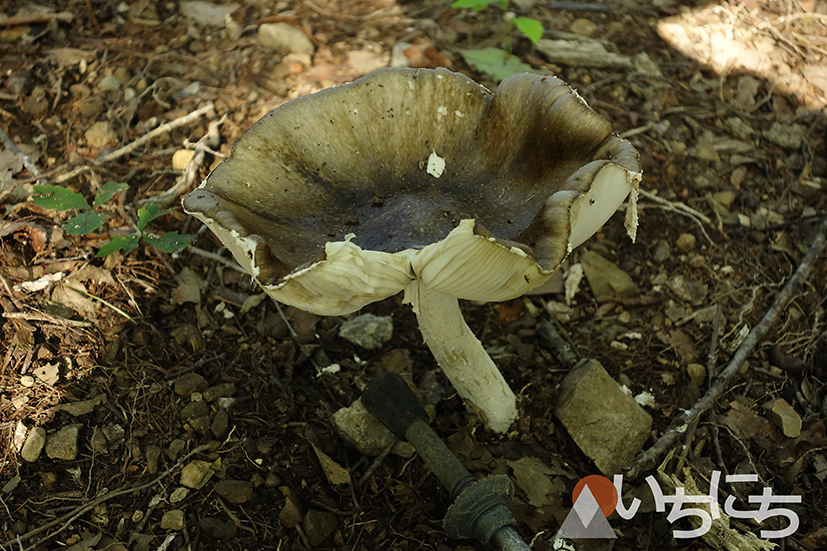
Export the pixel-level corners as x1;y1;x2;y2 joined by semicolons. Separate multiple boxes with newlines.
54;102;215;184
624;220;827;480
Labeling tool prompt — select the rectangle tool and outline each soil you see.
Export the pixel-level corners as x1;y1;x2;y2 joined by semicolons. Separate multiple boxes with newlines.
1;1;826;550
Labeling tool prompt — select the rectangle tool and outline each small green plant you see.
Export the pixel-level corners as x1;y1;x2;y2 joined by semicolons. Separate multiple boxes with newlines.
451;0;545;81
33;183;195;258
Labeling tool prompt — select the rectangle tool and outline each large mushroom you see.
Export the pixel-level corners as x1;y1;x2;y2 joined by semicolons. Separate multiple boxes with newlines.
183;68;641;433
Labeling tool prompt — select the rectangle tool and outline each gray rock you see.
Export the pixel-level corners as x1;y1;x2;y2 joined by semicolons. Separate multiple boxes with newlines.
180;459;215;489
763;122;806;149
555;360;652;475
203;382;236;402
173;372;208;397
167;438;186;461
21;426;46;462
214;479;253;504
180;399;210;420
338;313;393;350
200;516;237;539
580;250;640;298
161;509;185;530
98;75;121;91
331;398;414;457
303;509;338;546
676;233;696;252
258;23;314;57
45;424;81;460
652;240;671;264
85;121;117;148
211;410;229;438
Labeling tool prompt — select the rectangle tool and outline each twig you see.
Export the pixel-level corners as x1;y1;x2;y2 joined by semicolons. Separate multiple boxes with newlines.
188;246;247;274
2;311;94;328
624;220;827;480
639;189;716;246
138;114;225;207
54;103;215;184
3;445;211;550
358;438;397;488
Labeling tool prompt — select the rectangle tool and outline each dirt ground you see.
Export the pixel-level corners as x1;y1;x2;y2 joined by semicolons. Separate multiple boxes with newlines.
1;1;826;550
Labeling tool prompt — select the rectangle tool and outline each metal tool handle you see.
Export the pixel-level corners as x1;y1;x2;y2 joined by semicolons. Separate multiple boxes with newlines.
361;371;428;441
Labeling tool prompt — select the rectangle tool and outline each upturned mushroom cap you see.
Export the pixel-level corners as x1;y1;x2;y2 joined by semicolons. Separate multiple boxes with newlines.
183;68;641;315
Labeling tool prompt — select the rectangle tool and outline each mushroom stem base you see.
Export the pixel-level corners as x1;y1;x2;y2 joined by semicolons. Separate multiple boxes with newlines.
404;280;518;433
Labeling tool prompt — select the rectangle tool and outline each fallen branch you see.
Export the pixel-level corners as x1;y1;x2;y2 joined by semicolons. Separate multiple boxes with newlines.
54;102;216;184
624;220;827;480
137;114;225;207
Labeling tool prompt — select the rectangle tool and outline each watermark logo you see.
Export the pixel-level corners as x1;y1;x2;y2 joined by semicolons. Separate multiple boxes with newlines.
556;471;801;540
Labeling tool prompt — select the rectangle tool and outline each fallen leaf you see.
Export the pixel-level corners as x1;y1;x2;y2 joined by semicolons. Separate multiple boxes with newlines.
311;444;351;486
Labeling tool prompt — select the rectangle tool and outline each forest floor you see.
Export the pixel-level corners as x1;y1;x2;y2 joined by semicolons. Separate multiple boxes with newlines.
1;1;826;550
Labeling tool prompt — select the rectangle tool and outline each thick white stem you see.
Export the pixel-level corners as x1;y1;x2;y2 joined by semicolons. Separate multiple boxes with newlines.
404;280;518;433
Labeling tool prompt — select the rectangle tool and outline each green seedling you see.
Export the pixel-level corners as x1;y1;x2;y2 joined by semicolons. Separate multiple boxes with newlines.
451;0;545;81
32;183;195;258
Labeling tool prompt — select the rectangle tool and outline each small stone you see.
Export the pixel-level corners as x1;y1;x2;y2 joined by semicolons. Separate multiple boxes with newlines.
258;23;315;57
173;372;209;397
686;363;706;387
713;190;736;209
278;487;304;528
200;516;237;540
214;479;253;504
652;240;671;263
98;75;121;91
20;375;35;387
580;250;640;298
555;360;652;475
339;313;393;350
21;426;46;462
203;382;236;402
303;509;338;547
146;445;161;473
676;233;696;252
160;509;185;530
765;398;802;438
180;399;210;421
763;122;806;149
211;410;229;438
331;398;414;457
90;427;109;453
45;424;81;460
170;487;189;503
172;149;196;170
167;438;186;461
85;121;117;148
569;18;597;36
180;459;215;489
667;275;708;305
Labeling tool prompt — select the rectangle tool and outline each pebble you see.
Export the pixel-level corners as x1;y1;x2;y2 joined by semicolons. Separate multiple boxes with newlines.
652;240;671;263
303;509;338;546
45;424;81;460
331;398;414;457
21;426;46;462
555;359;652;475
203;382;236;402
676;233;696;252
686;363;706;386
180;459;215;489
20;375;35;387
180;399;210;421
214;479;253;504
98;75;121;91
569;18;597;36
580;250;640;298
167;438;186;461
339;313;393;350
200;516;237;539
278;487;304;528
160;509;185;530
170;487;189;503
85;121;117;148
258;23;315;57
763;122;806;149
174;372;209;397
211;409;229;438
172;149;196;170
765;398;802;438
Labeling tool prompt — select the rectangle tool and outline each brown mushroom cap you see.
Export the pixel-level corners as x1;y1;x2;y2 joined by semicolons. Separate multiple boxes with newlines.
183;67;641;315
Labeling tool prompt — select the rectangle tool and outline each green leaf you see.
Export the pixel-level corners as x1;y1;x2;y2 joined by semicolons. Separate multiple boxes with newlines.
93;182;129;207
513;17;543;44
95;235;140;257
62;212;108;235
136;203;173;232
32;185;90;211
461;48;544;82
452;0;499;9
143;232;195;253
